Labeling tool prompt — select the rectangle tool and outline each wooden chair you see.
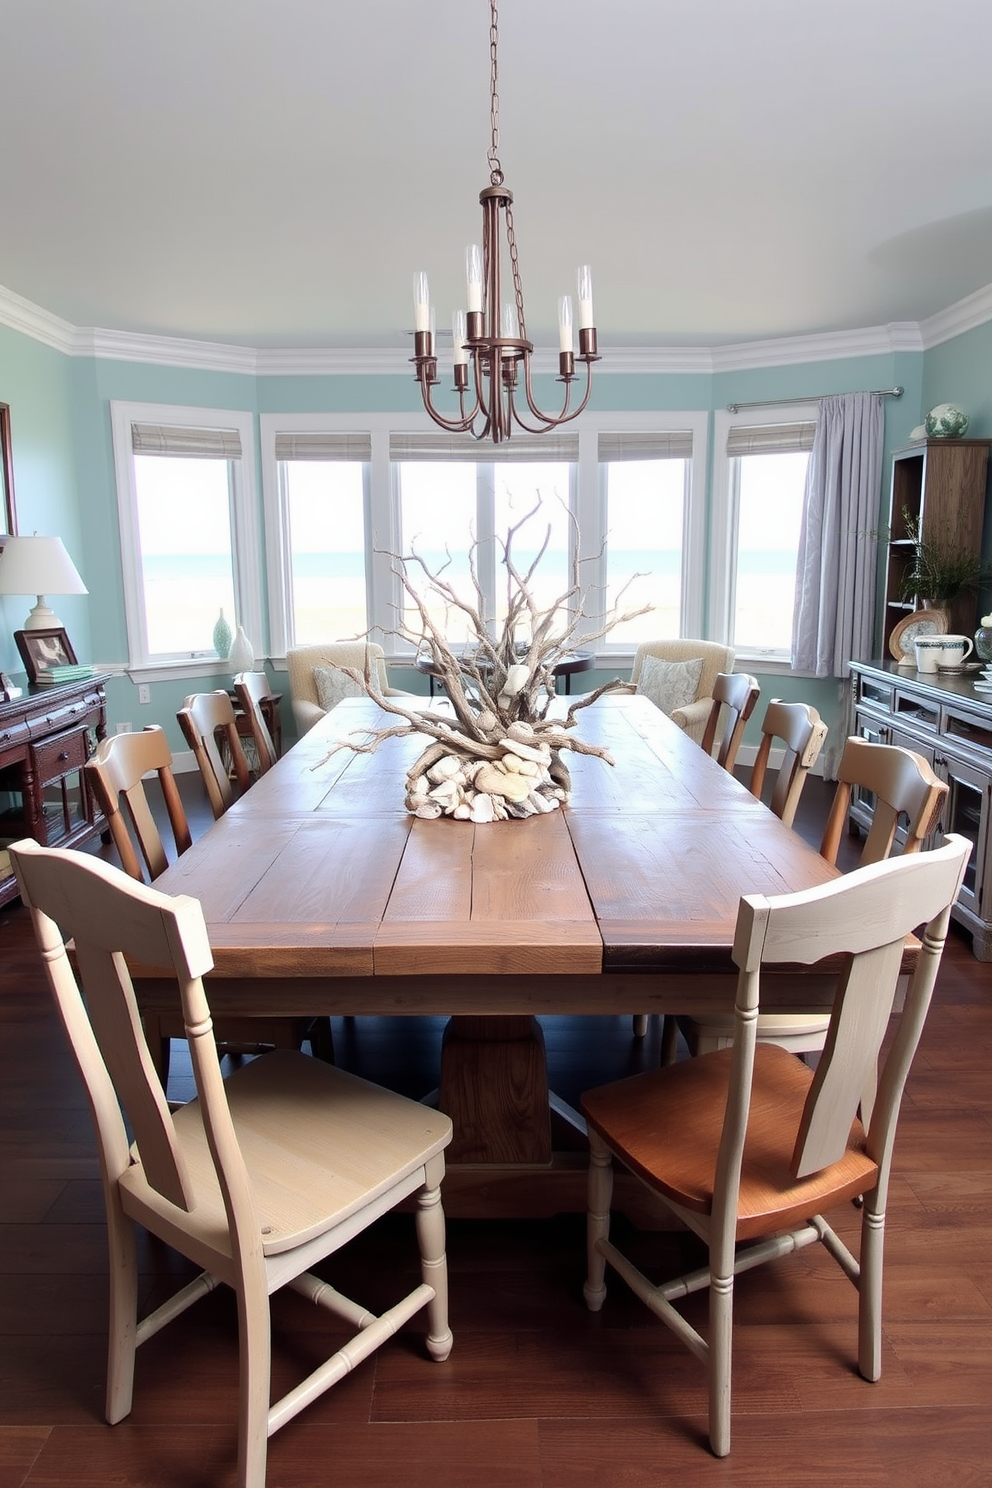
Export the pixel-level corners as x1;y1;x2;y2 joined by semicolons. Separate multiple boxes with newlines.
581;834;971;1458
748;698;828;828
285;641;412;737
177;690;251;819
86;725;326;1082
9;839;453;1488
699;672;760;772
629;639;736;745
679;737;950;1059
234;670;278;776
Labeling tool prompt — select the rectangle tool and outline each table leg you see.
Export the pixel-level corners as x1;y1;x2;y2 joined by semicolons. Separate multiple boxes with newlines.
439;1015;552;1164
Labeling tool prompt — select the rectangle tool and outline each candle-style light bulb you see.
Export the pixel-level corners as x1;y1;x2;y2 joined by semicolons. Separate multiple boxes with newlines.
501;302;518;338
558;295;574;353
577;266;594;329
452;310;469;367
413;271;431;333
466;245;483;313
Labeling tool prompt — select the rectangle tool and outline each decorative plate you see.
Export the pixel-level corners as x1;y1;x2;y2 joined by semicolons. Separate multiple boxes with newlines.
889;608;949;662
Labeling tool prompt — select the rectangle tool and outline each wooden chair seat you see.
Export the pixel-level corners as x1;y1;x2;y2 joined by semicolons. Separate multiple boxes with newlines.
584;1044;876;1240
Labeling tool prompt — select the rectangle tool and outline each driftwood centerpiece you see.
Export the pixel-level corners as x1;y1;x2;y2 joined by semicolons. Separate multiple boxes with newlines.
321;505;648;822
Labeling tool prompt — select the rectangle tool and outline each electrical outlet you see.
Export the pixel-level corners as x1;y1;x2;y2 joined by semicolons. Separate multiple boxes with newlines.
115;722;132;734
137;683;151;705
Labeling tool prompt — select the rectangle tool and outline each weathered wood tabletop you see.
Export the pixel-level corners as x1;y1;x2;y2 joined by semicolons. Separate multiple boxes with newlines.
143;692;841;1215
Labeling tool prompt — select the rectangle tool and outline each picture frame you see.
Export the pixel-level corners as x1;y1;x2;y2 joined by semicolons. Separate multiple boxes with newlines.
1;403;16;542
14;627;78;684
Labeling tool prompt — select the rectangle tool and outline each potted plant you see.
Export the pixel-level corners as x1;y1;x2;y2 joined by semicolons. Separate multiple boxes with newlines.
899;511;992;614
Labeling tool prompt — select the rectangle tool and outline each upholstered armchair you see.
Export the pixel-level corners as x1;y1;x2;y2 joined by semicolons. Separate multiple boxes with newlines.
629;639;736;743
285;641;412;735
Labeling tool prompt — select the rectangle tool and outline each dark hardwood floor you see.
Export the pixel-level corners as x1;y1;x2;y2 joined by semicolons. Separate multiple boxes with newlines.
1;774;990;1486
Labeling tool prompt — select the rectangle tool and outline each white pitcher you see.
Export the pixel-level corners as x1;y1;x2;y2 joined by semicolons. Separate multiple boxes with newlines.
930;633;974;669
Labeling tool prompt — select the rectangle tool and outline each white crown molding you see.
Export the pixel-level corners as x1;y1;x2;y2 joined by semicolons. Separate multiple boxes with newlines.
80;326;259;375
2;279;989;377
919;282;992;350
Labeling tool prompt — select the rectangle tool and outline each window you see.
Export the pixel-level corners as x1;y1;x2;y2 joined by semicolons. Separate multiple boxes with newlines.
392;433;575;647
711;409;816;662
260;412;707;663
110;404;261;673
273;432;371;644
599;431;693;645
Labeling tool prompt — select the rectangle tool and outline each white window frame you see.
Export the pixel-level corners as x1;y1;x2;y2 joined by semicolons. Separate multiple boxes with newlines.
709;403;817;668
260;409;708;667
110;401;262;681
581;411;708;659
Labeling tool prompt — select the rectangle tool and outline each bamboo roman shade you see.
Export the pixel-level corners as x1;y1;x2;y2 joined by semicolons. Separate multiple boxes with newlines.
130;423;243;458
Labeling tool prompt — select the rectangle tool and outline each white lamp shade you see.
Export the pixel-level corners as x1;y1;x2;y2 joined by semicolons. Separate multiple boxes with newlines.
0;534;88;629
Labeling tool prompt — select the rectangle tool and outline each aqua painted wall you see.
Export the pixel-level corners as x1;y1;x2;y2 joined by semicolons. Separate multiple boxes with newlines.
1;317;988;758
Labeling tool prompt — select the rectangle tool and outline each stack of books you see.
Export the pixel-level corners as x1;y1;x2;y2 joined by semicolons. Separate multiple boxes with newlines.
35;664;97;687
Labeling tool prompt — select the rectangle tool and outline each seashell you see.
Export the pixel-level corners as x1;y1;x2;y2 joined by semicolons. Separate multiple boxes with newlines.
474;764;532;802
491;794;509;820
427;754;464;784
470;792;496;823
429;778;462;808
515;758;541;778
506;721;535;740
526;788;555;813
502;753;523;773
476;710;498;734
452;802;472;820
407;774;430;799
414;799;443;819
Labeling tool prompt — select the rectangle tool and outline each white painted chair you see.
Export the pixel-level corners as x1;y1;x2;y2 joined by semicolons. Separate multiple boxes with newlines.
582;834;971;1457
10;840;453;1488
285;641;411;736
233;670;278;776
679;737;950;1059
629;639;736;745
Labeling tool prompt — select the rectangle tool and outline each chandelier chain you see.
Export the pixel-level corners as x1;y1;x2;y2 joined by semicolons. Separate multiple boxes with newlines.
487;1;503;186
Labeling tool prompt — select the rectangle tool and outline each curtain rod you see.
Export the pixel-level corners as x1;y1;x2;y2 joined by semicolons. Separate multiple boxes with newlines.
726;386;903;414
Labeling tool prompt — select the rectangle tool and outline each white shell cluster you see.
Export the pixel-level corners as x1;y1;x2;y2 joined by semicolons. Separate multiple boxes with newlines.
405;722;567;823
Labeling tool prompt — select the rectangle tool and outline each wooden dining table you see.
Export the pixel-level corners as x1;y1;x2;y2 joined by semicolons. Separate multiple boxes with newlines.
141;692;843;1217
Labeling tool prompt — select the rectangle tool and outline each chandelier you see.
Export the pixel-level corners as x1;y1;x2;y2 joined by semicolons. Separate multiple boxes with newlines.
411;1;600;443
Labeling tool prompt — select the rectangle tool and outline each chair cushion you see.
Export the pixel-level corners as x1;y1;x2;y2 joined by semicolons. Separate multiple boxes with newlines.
313;665;367;713
636;654;703;716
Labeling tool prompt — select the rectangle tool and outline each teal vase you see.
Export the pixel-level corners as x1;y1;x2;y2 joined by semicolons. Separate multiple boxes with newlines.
212;607;232;659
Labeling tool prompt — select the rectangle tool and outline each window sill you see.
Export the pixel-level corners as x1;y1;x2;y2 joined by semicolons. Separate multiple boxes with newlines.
126;658;237;684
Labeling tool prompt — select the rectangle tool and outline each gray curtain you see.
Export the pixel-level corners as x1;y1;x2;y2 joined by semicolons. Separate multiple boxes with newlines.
792;391;884;679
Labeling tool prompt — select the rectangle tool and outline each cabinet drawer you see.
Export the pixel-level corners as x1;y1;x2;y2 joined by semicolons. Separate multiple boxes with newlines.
30;727;89;783
28;698;97;737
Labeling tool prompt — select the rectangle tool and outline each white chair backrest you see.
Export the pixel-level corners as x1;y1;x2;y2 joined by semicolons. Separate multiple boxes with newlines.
10;840;218;1210
729;835;970;1185
234;671;277;775
85;725;191;882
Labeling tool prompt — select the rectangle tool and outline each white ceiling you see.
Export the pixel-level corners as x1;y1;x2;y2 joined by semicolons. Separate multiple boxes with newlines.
2;0;991;352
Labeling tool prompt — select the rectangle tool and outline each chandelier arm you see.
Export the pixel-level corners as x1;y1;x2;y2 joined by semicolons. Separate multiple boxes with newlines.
416;371;480;436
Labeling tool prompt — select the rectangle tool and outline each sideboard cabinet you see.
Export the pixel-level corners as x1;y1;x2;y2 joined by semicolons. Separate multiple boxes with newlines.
0;673;109;907
850;660;992;959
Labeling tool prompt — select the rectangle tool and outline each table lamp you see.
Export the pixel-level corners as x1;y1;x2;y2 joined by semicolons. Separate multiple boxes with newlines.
0;534;88;628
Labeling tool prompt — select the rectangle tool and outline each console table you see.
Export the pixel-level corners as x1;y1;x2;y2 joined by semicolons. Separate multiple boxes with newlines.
850;660;992;959
0;671;109;907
